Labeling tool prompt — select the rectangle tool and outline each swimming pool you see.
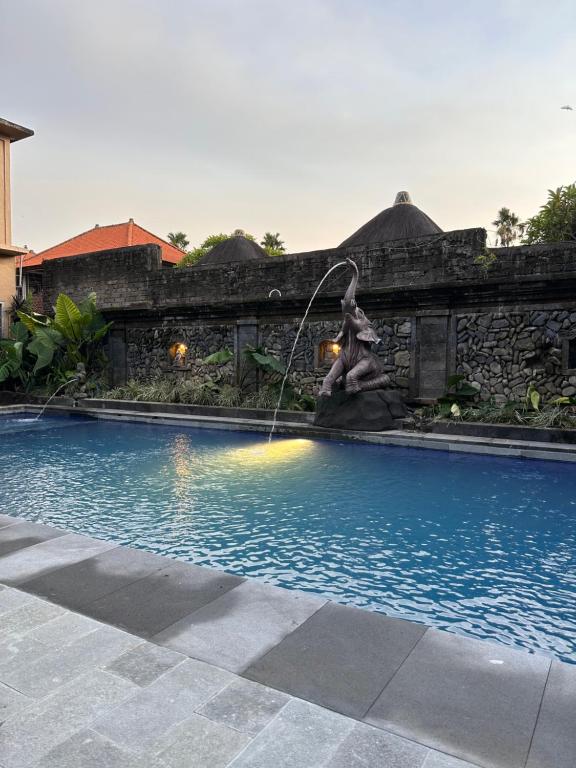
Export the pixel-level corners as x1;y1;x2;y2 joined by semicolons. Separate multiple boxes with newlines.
2;413;575;662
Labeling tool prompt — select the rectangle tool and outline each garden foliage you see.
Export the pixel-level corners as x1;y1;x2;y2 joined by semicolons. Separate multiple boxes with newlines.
0;292;111;393
105;344;315;412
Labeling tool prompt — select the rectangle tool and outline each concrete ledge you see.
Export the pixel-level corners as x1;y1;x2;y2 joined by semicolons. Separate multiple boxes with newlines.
427;419;576;445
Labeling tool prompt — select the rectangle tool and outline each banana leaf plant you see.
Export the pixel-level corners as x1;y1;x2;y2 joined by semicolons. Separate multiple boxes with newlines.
17;292;112;383
0;292;112;391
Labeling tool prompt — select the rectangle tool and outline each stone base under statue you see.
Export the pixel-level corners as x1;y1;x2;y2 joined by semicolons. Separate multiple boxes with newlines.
314;389;407;432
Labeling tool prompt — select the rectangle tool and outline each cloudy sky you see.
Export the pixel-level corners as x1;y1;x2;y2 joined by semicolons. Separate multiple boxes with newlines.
2;0;575;253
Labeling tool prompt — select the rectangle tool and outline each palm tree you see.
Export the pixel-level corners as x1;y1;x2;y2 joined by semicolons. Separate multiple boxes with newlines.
492;208;521;247
260;232;285;253
167;231;190;252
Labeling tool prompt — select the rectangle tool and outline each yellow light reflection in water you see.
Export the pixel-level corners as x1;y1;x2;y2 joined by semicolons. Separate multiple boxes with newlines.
216;438;315;469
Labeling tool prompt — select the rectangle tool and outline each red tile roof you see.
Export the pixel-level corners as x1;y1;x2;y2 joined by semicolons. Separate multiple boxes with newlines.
21;220;184;268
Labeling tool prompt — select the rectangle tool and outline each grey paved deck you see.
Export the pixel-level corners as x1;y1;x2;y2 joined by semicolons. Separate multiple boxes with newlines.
0;515;573;767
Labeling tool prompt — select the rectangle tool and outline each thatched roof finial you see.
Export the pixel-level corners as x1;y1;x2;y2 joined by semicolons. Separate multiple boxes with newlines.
394;191;412;205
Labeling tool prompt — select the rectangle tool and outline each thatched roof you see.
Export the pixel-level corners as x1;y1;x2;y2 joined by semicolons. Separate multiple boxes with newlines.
197;234;269;265
340;191;442;247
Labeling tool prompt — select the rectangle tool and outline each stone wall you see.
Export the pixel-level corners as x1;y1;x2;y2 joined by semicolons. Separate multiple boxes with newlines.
125;323;234;382
41;230;576;401
456;310;576;402
42;234;576;314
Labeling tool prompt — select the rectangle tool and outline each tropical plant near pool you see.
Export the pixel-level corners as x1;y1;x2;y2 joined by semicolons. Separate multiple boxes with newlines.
0;292;112;392
0;323;34;388
17;293;112;383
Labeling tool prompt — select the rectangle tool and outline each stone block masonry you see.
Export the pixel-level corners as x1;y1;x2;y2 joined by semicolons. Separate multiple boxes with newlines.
456;310;576;401
41;230;576;400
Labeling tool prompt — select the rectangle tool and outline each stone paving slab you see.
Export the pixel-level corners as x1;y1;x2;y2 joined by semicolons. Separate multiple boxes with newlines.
19;545;169;612
85;560;244;638
0;522;65;557
0;585;34;615
93;658;234;752
153;714;252;768
0;614;102;683
227;698;356;767
198;678;290;736
105;642;186;687
153;580;326;673
0;515;24;529
423;754;482;768
0;635;49;675
0;669;137;768
0;533;117;586
0;625;140;699
24;611;100;647
365;629;551;768
0;683;31;723
245;601;426;718
0;598;64;642
525;660;576;768
30;729;166;768
327;721;429;768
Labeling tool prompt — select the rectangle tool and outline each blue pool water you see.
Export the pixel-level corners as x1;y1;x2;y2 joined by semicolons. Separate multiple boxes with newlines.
1;413;575;662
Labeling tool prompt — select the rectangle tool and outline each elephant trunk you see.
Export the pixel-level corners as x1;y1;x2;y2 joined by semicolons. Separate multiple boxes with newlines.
341;259;359;315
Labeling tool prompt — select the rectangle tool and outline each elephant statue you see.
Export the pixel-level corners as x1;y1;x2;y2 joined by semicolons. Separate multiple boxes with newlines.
319;259;391;396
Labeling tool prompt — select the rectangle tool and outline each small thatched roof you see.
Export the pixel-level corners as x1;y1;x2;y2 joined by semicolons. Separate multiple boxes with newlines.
340;191;442;247
196;233;269;265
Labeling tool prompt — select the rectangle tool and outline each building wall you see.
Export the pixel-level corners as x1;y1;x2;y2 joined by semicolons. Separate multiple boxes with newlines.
0;256;15;335
0;137;11;247
0;137;14;335
42;232;576;401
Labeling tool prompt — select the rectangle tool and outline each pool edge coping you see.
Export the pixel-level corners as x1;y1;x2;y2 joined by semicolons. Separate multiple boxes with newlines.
3;402;576;463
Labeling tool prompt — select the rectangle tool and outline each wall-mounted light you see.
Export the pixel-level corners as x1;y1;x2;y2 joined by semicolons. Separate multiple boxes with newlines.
169;342;188;367
318;339;341;366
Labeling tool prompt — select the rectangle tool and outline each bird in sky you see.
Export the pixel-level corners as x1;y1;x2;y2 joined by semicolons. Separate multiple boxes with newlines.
561;105;573;110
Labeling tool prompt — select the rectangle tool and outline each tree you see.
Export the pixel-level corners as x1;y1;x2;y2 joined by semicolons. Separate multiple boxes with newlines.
492;207;522;247
261;232;286;257
167;231;190;252
523;185;576;244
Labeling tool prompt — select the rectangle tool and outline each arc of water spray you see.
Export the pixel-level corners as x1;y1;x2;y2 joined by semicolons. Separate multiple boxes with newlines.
268;260;351;441
34;378;79;421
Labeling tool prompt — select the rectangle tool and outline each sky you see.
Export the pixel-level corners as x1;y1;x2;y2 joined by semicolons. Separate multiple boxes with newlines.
2;0;575;254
